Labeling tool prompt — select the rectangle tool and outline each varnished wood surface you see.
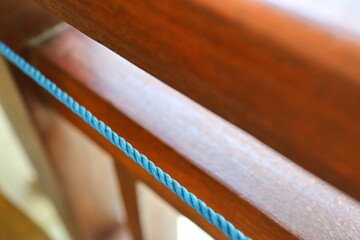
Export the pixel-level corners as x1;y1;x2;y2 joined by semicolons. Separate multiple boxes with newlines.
263;0;360;38
33;0;360;199
0;194;50;240
23;29;360;239
0;0;59;50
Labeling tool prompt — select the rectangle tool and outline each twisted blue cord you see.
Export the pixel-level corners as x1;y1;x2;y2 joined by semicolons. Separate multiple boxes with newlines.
0;41;250;240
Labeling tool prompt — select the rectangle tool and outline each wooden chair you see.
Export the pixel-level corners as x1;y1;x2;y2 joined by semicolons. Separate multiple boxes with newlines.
0;0;359;239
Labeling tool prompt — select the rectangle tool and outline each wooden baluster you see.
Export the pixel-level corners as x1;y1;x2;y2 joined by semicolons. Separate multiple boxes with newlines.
0;57;79;239
18;84;128;239
23;28;360;239
114;161;144;240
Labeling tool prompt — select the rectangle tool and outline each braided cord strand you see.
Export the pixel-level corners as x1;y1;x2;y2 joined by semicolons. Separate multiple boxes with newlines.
0;41;250;240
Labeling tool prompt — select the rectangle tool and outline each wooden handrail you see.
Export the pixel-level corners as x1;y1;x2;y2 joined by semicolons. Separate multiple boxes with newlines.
34;0;360;199
22;28;360;239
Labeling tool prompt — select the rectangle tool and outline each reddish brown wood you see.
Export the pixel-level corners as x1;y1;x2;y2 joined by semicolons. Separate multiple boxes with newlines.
115;153;226;240
0;0;59;50
33;0;360;199
115;162;144;240
262;0;360;38
22;29;360;239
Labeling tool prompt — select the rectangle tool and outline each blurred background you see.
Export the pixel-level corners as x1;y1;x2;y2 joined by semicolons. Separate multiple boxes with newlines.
0;100;212;240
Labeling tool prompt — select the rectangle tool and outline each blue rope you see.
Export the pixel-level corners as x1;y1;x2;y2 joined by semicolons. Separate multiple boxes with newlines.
0;41;250;240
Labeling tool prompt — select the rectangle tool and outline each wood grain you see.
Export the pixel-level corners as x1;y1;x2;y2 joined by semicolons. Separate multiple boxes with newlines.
23;29;360;239
33;0;360;199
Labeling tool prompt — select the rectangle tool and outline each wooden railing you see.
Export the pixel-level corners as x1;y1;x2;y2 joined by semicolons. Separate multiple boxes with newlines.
33;0;360;199
1;0;359;239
